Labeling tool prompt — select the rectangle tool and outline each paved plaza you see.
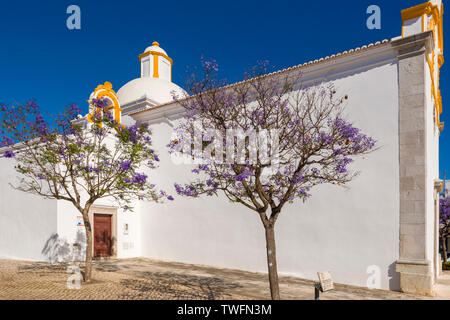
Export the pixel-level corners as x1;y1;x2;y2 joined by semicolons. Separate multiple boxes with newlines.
0;258;443;300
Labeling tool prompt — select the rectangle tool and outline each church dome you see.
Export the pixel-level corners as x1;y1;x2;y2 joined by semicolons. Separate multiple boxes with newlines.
144;41;167;55
117;41;186;107
117;77;185;106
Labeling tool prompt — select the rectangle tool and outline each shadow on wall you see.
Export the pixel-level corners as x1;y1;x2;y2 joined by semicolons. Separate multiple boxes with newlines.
41;231;86;262
388;262;400;291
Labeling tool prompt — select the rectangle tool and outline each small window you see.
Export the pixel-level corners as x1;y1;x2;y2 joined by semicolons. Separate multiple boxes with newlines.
143;60;150;77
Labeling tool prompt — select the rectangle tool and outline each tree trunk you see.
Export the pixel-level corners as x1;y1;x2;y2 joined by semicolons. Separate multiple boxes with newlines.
264;225;280;300
443;236;448;264
83;210;93;283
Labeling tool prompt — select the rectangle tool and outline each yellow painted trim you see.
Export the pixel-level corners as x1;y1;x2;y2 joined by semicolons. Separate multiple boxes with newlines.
427;50;441;124
401;2;429;21
422;13;425;32
439;3;444;53
153;54;159;78
401;1;443;43
439;54;444;67
401;2;439;21
403;2;444;126
87;82;122;125
139;50;173;66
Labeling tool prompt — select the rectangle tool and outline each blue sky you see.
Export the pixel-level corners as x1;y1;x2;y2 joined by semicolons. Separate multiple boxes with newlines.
0;0;448;177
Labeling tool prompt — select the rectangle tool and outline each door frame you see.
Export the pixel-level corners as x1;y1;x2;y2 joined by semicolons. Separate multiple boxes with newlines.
89;205;118;259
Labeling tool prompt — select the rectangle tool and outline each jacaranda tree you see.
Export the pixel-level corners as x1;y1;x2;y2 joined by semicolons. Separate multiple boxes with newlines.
169;60;377;299
0;98;172;282
440;197;450;262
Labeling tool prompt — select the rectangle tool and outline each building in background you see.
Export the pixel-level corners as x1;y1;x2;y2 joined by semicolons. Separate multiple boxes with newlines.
440;178;450;198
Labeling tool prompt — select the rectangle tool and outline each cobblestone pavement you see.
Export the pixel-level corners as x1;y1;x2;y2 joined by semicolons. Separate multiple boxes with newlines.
0;258;436;300
434;271;450;299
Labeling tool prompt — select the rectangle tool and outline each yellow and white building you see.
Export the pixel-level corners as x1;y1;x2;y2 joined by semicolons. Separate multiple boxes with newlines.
0;1;446;295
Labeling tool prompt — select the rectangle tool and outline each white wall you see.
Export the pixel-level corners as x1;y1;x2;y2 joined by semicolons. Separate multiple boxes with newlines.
424;54;441;280
403;17;423;37
55;133;143;261
0;157;57;261
158;56;171;81
56;198;141;261
137;49;401;290
0;131;143;262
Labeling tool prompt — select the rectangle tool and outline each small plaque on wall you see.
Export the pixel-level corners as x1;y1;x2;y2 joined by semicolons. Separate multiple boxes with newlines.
317;271;334;292
76;216;84;227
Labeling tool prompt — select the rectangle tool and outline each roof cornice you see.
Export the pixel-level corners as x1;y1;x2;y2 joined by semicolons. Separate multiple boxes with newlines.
130;38;395;119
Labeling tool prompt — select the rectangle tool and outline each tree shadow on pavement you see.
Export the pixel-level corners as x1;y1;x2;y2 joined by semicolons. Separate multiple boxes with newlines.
17;261;69;276
119;271;243;300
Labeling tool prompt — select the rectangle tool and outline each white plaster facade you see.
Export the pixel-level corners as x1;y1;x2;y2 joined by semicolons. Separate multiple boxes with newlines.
0;1;445;295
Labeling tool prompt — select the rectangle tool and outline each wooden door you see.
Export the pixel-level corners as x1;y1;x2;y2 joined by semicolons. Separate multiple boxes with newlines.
94;214;112;258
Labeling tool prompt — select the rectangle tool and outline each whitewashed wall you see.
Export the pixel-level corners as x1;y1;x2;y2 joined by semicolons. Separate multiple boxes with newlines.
0;132;142;262
56;198;141;261
403;17;423;37
136;47;402;290
54;134;142;261
424;57;441;281
0;157;57;261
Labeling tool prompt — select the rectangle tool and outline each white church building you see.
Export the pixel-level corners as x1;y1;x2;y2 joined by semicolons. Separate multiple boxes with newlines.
0;1;446;296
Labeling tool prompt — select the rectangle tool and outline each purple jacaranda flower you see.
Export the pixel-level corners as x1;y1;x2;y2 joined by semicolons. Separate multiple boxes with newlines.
132;173;147;185
234;174;247;182
83;166;99;173
120;161;131;171
206;179;215;187
126;125;139;144
292;173;304;184
167;195;174;201
174;183;199;197
34;113;47;135
335;157;353;174
3;150;15;158
1;136;13;147
27;100;38;111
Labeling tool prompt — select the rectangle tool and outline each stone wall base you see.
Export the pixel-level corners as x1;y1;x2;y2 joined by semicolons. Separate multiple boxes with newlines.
396;260;434;296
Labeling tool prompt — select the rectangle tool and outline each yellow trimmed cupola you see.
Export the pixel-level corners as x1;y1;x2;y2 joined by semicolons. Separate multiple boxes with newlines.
139;41;173;81
117;41;185;114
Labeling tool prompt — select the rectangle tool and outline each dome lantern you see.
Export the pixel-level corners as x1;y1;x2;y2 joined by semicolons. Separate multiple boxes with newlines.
117;41;185;114
138;41;173;81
